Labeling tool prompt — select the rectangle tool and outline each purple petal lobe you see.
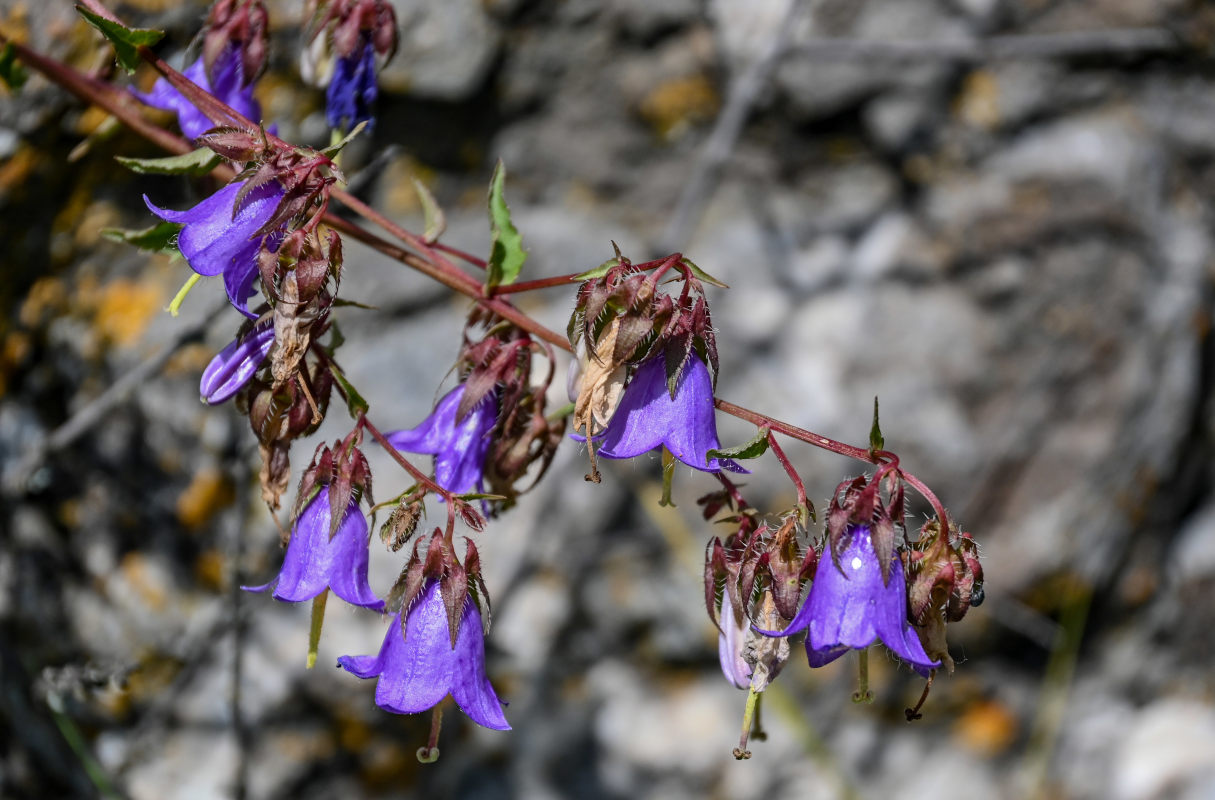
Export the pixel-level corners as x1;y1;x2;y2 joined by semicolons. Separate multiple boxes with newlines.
200;322;274;404
450;596;511;730
326;502;385;611
383;385;497;496
337;580;510;729
596;357;748;474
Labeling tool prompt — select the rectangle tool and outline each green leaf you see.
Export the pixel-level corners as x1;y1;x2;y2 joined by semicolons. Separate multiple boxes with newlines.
115;148;222;175
575;257;621;281
101;220;182;252
321;119;368;156
869;396;884;452
76;7;164;75
707;426;771;463
0;43;29;91
485;159;526;289
679;256;729;288
413;177;446;244
329;365;369;418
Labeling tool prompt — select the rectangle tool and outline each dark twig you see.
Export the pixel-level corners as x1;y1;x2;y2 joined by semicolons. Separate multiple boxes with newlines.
1;300;227;497
659;0;811;253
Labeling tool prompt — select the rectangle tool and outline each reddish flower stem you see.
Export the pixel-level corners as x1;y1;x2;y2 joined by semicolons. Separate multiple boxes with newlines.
766;431;809;515
17;19;952;528
488;273;581;295
357;412;454;503
432;241;486;270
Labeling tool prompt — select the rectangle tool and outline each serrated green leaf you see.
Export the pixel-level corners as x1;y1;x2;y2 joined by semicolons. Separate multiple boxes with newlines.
707;426;771;463
485;159;526;289
101;220;182;252
679;256;729;289
115;148;222;175
413;177;446;244
0;43;29;91
329;365;369;418
869;396;884;452
575;257;621;280
322;119;368;156
76;7;164;75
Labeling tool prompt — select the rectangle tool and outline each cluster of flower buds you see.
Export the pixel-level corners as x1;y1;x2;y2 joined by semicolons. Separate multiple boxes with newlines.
703;484;816;695
301;0;398;131
903;518;985;672
384;311;565;515
149;122;350;505
568;249;742;481
132;0;267;139
202;0;269;88
246;432;381;608
342;528;508;736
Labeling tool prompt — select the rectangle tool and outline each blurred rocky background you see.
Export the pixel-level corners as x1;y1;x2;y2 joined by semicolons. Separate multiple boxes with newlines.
2;0;1215;797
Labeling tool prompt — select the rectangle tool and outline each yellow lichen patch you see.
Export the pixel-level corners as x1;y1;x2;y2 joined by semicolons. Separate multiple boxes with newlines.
956;69;1001;130
638;74;719;140
194;549;226;591
165;341;217;377
176;469;236;530
91;279;163;347
952;698;1019;757
336;710;373;752
74;200;121;249
0;3;30;44
19;277;69;328
0;145;41;205
380;155;437;217
118;552;169;611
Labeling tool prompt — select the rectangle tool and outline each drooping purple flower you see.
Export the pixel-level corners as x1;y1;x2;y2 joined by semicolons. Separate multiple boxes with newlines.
761;524;938;676
200;321;274;404
145;179;284;318
325;37;378;132
245;491;383;610
594;356;745;473
383;384;497;496
132;44;261;140
338;578;509;730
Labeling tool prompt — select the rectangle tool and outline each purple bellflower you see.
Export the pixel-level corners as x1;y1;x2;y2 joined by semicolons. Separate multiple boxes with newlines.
200;321;274;404
594;356;745;473
132;44;261;141
245;490;383;610
145;179;284;318
326;37;378;131
762;524;938;676
383;384;498;496
338;578;510;730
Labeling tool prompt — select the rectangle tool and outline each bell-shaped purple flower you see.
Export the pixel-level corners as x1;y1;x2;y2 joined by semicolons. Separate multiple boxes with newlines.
326;37;378;132
200;322;274;404
338;579;509;730
383;385;497;496
245;491;383;610
595;356;745;473
145;179;284;318
763;524;938;676
132;44;261;140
